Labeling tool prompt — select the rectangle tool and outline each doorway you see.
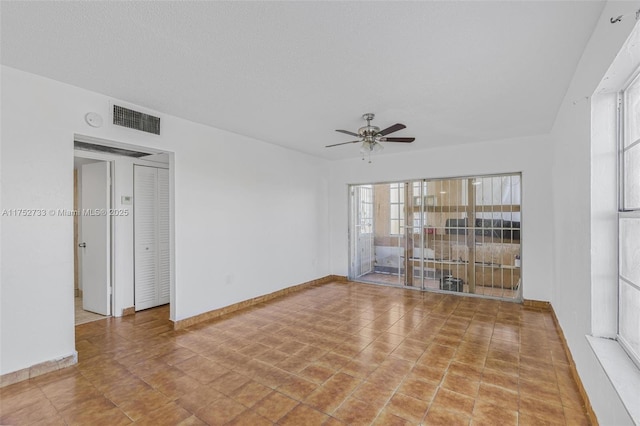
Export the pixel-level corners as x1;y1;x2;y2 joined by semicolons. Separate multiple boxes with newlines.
73;136;175;324
74;156;111;324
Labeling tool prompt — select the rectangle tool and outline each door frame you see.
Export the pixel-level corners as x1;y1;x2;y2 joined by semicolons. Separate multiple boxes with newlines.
73;133;176;320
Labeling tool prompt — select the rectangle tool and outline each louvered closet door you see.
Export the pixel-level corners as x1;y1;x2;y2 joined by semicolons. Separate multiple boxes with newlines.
157;168;170;305
134;165;170;311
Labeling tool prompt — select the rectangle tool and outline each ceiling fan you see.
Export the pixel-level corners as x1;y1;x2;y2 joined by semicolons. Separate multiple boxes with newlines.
327;113;415;162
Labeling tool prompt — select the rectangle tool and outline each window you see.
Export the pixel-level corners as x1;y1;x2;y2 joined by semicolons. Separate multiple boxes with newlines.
389;182;405;235
619;71;640;368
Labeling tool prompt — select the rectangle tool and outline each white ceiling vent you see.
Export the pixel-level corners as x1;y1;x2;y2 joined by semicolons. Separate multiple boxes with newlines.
113;104;160;135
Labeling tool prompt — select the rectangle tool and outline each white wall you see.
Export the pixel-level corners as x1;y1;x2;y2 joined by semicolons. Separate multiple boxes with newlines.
0;66;330;375
112;157;135;316
328;134;554;302
550;2;637;424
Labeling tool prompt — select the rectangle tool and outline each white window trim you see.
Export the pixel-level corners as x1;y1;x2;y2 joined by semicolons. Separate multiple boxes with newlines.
590;90;640;426
617;68;640;369
589;19;640;425
587;336;640;423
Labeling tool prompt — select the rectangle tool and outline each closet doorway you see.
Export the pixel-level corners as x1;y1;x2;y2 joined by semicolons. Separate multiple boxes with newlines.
133;164;170;311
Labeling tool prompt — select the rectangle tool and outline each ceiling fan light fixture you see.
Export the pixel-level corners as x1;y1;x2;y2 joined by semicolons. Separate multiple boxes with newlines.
360;141;384;153
359;141;370;154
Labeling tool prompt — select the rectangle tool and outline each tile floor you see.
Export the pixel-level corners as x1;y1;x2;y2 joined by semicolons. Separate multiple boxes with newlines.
74;297;108;326
0;281;589;425
359;273;518;300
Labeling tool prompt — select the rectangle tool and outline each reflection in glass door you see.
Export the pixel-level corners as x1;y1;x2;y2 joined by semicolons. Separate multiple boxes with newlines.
349;174;522;301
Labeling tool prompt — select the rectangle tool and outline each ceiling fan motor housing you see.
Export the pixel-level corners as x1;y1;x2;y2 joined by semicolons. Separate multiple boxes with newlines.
359;125;380;138
359;113;379;140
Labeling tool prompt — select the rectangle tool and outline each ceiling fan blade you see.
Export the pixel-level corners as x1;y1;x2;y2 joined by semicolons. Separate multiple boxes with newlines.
380;137;415;143
325;140;361;148
378;123;406;136
335;129;359;137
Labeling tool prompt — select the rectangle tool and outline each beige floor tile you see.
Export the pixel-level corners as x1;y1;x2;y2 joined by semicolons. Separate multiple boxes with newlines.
252;390;298;422
0;282;594;425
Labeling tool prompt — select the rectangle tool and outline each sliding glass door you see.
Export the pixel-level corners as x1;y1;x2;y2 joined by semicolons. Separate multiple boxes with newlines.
349;173;522;301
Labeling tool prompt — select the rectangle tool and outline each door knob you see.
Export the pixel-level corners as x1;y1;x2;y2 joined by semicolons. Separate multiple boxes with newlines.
78;242;86;248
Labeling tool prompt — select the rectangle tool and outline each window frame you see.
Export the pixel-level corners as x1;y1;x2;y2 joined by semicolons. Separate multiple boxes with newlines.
617;67;640;369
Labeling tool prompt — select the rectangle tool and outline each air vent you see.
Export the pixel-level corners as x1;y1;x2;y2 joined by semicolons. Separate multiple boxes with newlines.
113;105;160;135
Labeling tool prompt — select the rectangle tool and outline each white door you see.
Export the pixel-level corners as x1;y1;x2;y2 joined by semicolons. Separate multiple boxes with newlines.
80;162;111;315
134;165;170;311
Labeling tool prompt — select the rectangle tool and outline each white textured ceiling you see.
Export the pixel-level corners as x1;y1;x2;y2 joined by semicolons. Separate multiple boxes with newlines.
1;1;605;159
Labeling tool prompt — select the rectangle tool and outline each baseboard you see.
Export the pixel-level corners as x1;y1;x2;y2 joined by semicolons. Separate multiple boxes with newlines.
122;306;135;316
329;274;348;282
523;299;551;310
174;275;345;330
0;352;77;388
549;305;598;425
